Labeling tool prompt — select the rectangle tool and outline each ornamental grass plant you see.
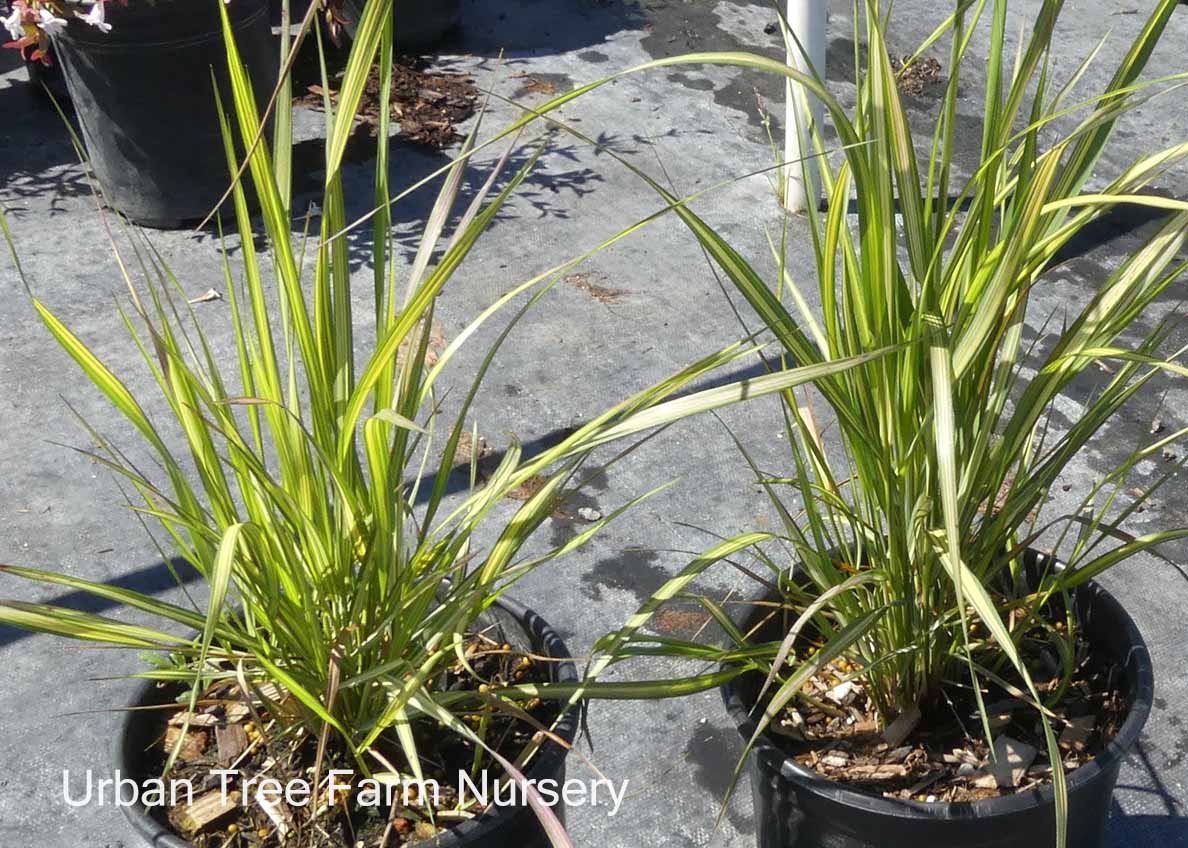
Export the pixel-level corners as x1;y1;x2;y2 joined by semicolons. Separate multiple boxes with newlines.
545;1;1188;844
3;0;1184;844
0;1;883;845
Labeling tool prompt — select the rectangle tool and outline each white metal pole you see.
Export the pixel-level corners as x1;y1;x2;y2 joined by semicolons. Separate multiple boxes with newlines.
784;1;827;213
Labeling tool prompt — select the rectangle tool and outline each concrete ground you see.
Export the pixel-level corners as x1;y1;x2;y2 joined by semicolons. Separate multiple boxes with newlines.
2;1;1187;846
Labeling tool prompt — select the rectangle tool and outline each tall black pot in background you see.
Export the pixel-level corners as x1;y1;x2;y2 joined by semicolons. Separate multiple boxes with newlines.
51;1;277;229
343;0;463;50
268;0;315;25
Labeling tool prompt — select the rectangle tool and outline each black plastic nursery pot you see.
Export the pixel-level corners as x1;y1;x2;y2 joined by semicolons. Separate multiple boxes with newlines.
343;0;463;50
269;0;315;22
51;0;277;229
114;596;580;848
268;0;316;26
723;550;1154;848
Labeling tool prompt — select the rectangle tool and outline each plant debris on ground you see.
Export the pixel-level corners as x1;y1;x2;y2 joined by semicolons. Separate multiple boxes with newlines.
890;55;943;97
565;272;630;305
298;56;479;150
512;74;559;98
453;432;593;520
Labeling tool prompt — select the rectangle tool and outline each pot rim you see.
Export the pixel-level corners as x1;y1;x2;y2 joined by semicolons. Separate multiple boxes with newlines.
721;548;1154;820
114;594;581;848
55;0;269;50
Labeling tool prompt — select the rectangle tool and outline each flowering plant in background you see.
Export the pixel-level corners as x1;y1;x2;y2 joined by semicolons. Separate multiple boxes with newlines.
5;1;117;63
6;1;339;65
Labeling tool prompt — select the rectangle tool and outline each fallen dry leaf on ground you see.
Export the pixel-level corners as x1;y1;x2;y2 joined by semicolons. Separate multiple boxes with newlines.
187;289;222;305
397;318;446;368
566;272;629;305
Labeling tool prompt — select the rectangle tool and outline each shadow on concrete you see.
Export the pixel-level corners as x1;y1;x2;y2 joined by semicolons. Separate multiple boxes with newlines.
189;21;612;268
411;355;772;503
0;557;201;649
1109;809;1188;845
0;12;624;265
1108;738;1188;845
450;0;646;60
1046;194;1179;270
833;194;973;216
270;0;643;58
0;52;92;211
259;127;607;273
832;189;1182;277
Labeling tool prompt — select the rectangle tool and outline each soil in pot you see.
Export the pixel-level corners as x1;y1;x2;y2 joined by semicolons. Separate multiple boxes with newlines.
118;605;578;848
760;634;1128;803
739;573;1130;803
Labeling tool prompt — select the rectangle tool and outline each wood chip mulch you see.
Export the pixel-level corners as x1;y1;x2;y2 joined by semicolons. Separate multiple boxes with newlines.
298;57;479;150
